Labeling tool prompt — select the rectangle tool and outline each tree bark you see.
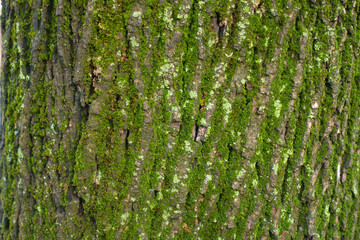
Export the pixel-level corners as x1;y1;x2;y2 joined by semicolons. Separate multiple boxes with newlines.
1;0;360;239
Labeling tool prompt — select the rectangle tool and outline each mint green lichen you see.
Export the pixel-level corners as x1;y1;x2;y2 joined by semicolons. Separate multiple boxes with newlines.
161;7;174;31
223;100;232;115
133;11;142;19
205;174;212;182
130;37;139;47
274;100;282;118
189;90;197;99
173;174;180;184
199;118;207;126
184;140;192;153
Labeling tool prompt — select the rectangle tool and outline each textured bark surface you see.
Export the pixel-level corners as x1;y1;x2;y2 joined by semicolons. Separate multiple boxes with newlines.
1;0;360;239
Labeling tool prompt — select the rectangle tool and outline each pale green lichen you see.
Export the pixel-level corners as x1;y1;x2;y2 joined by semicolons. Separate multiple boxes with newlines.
237;22;246;29
16;22;20;33
324;204;330;220
173;174;180;184
280;85;286;93
17;147;23;162
161;7;174;31
224;52;233;59
121;212;129;225
95;171;102;184
157;191;163;200
166;89;173;99
177;13;188;19
236;169;245;179
189;90;197;99
171;188;179;193
199;118;207;126
17;43;21;53
132;11;142;19
314;42;321;51
205;174;212;181
283;149;293;160
130;37;139;47
159;61;174;77
208;38;216;48
353;182;358;195
274;100;282;118
184;140;192;152
223;99;232;115
273;163;278;174
252;179;258;186
309;109;314;118
157;172;164;181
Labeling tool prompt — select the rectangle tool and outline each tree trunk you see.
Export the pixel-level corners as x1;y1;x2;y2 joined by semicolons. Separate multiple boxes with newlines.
1;0;360;239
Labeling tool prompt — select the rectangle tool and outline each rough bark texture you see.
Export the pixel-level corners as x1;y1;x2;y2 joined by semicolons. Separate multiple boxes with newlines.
1;0;360;239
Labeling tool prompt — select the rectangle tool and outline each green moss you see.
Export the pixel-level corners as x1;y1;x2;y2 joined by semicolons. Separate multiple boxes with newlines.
3;0;360;238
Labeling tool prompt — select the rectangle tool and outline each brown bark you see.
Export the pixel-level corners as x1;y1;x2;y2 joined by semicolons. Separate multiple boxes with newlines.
1;0;360;239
